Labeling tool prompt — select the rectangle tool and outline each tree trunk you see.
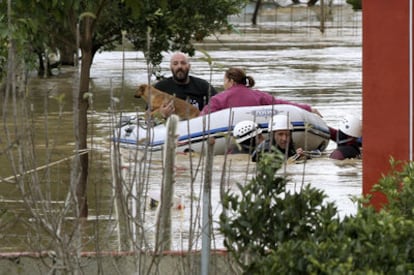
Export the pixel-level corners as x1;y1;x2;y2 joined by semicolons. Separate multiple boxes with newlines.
308;0;319;6
76;16;94;218
252;0;262;26
60;44;77;66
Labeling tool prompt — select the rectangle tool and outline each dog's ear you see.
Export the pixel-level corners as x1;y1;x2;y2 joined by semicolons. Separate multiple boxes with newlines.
135;84;146;98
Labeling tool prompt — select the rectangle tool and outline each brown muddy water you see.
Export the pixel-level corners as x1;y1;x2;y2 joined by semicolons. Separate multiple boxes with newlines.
0;9;362;251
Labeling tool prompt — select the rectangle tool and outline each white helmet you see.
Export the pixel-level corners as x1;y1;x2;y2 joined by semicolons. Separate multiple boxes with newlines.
268;114;293;132
339;114;362;138
233;120;262;143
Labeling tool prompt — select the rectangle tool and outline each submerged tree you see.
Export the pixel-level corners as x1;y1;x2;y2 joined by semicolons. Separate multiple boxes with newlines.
0;0;248;217
126;0;247;77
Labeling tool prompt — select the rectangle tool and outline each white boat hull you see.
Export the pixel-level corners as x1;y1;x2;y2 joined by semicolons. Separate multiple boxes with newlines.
113;105;331;155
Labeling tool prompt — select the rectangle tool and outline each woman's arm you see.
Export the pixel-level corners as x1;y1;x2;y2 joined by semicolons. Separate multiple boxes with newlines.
271;97;322;117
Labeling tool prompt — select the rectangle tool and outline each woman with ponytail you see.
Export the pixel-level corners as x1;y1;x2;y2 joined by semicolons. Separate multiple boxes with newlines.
199;67;321;116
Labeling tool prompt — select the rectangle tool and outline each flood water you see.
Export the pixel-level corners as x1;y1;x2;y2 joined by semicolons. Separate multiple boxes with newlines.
97;26;361;250
0;5;362;252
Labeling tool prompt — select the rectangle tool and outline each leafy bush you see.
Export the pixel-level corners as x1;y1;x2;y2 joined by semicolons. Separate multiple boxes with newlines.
346;0;362;11
219;152;340;272
220;153;414;274
372;158;414;218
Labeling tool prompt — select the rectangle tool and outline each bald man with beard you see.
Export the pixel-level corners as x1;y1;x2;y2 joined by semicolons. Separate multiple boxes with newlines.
154;52;217;118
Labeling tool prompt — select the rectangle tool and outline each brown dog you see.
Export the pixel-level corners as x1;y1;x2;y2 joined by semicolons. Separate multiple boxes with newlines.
135;84;200;120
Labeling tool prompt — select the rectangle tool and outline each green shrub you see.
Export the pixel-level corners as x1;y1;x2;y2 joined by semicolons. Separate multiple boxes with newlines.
372;158;414;218
219;152;339;273
220;154;414;274
346;0;362;11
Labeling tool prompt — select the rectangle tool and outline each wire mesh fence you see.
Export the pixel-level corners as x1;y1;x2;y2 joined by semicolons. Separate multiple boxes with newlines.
0;2;361;273
228;1;362;37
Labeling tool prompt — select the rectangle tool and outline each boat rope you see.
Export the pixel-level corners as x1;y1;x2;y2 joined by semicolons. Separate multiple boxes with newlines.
287;149;323;164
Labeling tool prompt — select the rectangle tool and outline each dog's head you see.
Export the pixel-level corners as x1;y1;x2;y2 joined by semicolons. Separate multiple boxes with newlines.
135;84;148;98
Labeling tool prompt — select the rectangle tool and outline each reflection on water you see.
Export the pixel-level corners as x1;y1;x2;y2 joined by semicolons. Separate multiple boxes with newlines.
0;9;362;251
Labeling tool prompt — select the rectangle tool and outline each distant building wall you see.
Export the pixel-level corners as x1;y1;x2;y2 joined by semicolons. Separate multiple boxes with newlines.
363;1;414;208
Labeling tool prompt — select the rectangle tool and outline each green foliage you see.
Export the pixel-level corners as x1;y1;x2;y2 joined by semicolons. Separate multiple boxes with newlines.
346;0;362;11
125;0;248;76
220;154;414;274
0;0;247;78
219;152;339;272
266;206;414;274
372;158;414;218
0;3;39;79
